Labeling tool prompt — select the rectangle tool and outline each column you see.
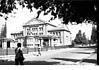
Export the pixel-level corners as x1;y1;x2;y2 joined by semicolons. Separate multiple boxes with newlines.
49;39;51;46
41;39;43;47
40;39;41;46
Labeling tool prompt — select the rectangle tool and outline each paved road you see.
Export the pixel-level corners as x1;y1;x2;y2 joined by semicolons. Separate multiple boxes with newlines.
0;47;97;65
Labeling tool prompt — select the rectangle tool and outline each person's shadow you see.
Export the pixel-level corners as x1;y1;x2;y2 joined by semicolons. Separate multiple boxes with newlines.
0;60;60;65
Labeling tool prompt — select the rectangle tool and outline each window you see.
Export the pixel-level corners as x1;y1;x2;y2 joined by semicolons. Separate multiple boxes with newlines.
56;32;58;35
59;32;61;36
34;33;35;35
35;33;37;35
35;38;38;42
32;28;34;31
39;33;43;35
27;32;31;35
27;33;29;35
53;32;55;35
27;28;30;31
39;27;43;31
60;39;62;43
41;33;43;35
31;32;33;35
66;36;68;37
7;41;10;48
39;28;41;31
36;28;38;31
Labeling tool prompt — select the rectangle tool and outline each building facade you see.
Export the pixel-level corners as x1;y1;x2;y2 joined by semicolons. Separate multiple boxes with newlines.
11;18;71;48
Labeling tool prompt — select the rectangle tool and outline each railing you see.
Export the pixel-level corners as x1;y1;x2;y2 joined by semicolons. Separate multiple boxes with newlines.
0;45;70;55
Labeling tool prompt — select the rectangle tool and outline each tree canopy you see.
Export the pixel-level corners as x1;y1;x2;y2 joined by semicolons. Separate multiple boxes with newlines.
91;25;97;44
0;0;97;24
74;30;89;45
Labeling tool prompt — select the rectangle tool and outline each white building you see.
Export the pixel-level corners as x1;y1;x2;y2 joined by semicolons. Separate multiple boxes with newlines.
0;37;17;49
11;18;71;48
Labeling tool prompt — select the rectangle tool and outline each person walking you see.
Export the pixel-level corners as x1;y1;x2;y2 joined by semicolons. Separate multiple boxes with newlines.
15;43;25;65
37;45;41;56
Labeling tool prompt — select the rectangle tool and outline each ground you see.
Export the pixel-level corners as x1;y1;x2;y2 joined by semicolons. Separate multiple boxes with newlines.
0;46;97;65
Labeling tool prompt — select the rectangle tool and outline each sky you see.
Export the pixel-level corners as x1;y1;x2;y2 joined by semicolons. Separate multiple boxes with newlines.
0;2;93;40
6;2;63;38
67;21;93;40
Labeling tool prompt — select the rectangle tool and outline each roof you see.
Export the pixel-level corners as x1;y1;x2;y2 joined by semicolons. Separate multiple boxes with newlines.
21;35;60;39
11;31;23;35
15;36;25;40
34;35;60;39
48;27;71;33
0;37;14;42
23;18;56;27
48;24;72;33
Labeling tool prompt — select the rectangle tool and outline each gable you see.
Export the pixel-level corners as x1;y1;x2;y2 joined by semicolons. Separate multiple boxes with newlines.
23;18;57;27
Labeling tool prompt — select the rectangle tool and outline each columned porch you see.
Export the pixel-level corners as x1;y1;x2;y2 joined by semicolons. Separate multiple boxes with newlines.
34;35;59;48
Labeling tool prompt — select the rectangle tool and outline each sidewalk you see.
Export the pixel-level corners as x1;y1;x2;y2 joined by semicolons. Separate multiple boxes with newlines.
75;52;97;65
0;48;76;61
0;47;96;65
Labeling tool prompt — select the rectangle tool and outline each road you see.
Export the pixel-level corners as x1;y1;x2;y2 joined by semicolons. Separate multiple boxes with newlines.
0;47;97;65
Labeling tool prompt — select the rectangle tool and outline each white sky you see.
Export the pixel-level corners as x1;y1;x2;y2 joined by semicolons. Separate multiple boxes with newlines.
6;3;63;38
67;22;93;40
0;2;93;40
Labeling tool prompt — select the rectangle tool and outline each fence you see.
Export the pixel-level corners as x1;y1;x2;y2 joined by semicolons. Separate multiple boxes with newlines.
0;45;70;55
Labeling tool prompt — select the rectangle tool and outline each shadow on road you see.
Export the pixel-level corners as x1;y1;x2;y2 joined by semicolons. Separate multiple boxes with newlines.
52;58;80;62
52;58;97;64
0;60;14;65
70;52;92;54
24;61;60;65
82;59;97;64
0;60;60;65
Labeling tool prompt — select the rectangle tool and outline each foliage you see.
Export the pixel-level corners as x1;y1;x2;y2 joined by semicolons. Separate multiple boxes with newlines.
91;25;97;44
82;32;89;45
74;30;82;44
74;30;88;45
0;0;97;23
0;24;6;38
0;0;16;14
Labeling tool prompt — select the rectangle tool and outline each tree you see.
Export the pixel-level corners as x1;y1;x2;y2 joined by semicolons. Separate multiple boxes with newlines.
82;32;89;45
91;25;97;44
74;30;89;46
0;23;7;38
0;0;97;24
74;30;83;44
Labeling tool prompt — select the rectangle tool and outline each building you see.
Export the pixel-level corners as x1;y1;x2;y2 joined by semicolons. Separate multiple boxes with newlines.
11;18;71;48
0;18;17;49
0;37;17;49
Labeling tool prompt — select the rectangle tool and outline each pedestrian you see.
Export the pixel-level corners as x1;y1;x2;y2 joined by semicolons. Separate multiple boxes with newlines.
37;45;41;56
15;43;25;65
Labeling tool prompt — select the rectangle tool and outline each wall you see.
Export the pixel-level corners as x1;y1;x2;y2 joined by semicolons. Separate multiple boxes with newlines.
2;41;7;49
0;48;27;55
1;41;17;49
46;24;56;35
64;31;71;45
10;41;17;48
17;38;24;48
26;37;35;48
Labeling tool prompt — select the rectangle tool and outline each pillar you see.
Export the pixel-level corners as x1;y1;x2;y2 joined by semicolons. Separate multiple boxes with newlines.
49;39;51;46
40;39;41;46
41;39;43;47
